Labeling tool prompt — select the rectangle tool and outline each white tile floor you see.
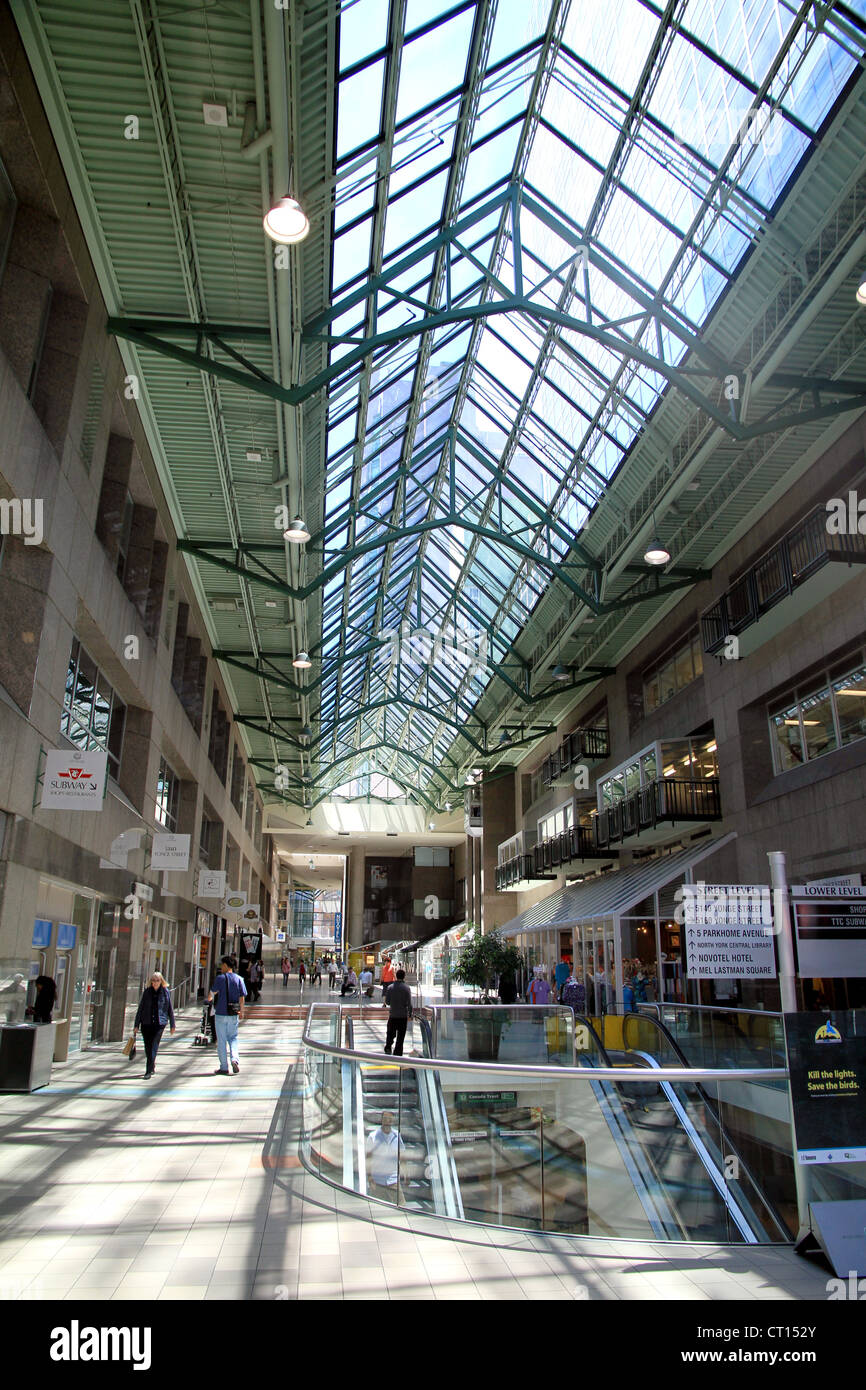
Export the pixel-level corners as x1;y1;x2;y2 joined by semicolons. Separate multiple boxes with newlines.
0;1007;833;1302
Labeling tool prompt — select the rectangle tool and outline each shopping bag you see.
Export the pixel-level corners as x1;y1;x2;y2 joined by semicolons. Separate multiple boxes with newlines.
122;1035;137;1059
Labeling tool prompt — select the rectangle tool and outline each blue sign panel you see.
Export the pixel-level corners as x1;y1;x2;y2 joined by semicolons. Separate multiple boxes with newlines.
334;911;342;952
57;922;77;950
32;918;52;948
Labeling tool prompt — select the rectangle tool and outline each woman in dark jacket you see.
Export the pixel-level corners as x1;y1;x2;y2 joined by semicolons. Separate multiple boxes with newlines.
133;971;176;1080
32;975;57;1023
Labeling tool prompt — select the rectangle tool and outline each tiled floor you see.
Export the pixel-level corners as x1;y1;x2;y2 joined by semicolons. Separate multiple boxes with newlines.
0;1005;832;1302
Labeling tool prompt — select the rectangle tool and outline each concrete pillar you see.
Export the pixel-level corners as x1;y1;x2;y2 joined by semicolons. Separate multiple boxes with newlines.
118;706;153;813
347;846;366;954
481;770;516;932
124;503;156;618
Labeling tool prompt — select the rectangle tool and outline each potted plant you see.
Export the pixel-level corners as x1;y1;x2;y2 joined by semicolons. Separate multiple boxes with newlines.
451;930;525;1060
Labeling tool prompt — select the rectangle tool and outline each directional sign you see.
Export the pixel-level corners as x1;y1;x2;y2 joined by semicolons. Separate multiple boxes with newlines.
685;922;776;979
682;883;775;978
793;886;866;977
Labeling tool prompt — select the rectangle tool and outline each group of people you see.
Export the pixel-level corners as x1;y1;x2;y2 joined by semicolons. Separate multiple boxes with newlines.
520;957;657;1013
280;955;334;987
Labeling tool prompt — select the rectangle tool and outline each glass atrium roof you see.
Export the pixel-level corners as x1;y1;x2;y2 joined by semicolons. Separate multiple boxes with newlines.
310;0;863;805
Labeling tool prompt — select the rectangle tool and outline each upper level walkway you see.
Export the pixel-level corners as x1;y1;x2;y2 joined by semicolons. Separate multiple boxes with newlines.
0;995;832;1302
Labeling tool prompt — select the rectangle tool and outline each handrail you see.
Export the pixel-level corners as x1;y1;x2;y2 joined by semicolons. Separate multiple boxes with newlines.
170;975;194;1012
638;1002;782;1021
301;1008;787;1084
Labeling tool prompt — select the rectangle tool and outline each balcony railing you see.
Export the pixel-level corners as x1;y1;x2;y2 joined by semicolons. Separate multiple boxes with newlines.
701;503;866;654
495;825;614;889
595;777;722;849
541;726;610;788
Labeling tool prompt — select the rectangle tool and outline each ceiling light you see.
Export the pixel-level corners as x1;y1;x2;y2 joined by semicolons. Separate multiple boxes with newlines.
300;722;314;742
472;767;484;776
263;195;309;244
293;651;312;669
305;816;313;827
245;449;262;463
551;663;570;681
785;718;819;726
445;802;451;812
644;537;671;566
428;821;435;830
857;270;866;307
497;728;512;746
663;765;676;776
838;688;866;697
264;599;278;609
283;516;310;543
705;740;717;752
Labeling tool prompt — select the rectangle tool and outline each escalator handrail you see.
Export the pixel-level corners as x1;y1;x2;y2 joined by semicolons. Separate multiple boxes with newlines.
623;1011;792;1241
628;1049;757;1244
344;1016;368;1195
415;1017;464;1219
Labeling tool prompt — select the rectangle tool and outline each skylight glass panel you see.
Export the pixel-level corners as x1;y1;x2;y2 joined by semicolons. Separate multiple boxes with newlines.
333;217;374;294
458;121;523;206
337;59;386;159
563;0;656;90
389;122;458;199
340;0;390;70
382;169;450;258
486;0;543;67
396;9;474;125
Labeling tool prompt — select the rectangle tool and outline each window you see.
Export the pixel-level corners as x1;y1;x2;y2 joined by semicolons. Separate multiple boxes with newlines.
199;808;221;866
538;801;573;841
115;490;134;585
155;757;180;831
770;656;866;773
643;633;703;714
414;846;450;867
61;638;126;778
230;746;245;815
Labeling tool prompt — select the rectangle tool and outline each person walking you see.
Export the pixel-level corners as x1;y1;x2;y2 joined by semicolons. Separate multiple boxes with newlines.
133;971;176;1079
207;955;246;1076
281;955;291;989
327;958;338;991
297;959;307;990
251;958;264;1002
365;1111;406;1204
382;968;412;1056
380;955;396;1002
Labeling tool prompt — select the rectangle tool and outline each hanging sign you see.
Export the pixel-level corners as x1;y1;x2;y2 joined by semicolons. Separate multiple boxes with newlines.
150;834;190;871
197;869;226;899
682;885;775;979
222;892;248;914
783;1010;866;1165
40;750;108;810
792;885;866;978
57;922;77;950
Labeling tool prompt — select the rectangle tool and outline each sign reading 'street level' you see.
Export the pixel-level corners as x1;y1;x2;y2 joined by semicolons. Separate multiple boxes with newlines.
792;884;866;978
681;883;776;979
40;750;108;810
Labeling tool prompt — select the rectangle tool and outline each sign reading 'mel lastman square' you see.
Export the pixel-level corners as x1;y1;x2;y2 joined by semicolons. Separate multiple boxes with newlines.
783;1010;866;1165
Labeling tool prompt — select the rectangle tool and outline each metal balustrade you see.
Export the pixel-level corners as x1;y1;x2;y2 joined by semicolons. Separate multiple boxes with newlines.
495;825;614;888
595;777;722;849
701;502;866;655
540;726;610;787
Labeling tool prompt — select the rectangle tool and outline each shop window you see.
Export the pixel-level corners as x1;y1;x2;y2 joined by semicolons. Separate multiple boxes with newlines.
61;637;125;778
155;756;180;832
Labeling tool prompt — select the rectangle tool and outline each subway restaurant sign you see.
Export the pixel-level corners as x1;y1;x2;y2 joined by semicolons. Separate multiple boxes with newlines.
40;750;108;810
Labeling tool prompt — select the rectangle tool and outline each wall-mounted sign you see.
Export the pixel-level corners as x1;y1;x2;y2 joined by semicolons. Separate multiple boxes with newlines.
783;1010;866;1165
32;919;52;949
197;870;226;899
40;750;108;810
793;886;866;978
455;1091;518;1109
334;911;342;953
56;922;77;950
275;931;286;943
150;834;191;871
198;937;209;969
133;881;154;902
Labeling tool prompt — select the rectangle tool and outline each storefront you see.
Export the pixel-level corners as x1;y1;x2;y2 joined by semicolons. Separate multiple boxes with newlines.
502;834;741;1013
411;926;476;1003
34;877;106;1056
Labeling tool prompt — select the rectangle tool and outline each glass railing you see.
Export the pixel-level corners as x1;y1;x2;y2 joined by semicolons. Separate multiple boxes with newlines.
634;1002;786;1069
301;1004;791;1244
433;1005;578;1066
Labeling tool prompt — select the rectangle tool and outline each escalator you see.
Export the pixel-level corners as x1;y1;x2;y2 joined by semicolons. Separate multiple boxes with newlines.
346;1013;462;1216
608;1010;794;1241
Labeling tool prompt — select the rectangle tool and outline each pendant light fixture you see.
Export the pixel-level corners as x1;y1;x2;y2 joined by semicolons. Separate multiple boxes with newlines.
263;195;309;244
283;516;310;543
292;650;312;669
644;508;671;566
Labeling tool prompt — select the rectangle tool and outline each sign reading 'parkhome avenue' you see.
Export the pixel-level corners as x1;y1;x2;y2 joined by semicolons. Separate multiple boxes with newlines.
682;884;776;980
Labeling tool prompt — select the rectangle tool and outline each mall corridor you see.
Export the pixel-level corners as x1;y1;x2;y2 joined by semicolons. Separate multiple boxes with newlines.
0;1002;832;1303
